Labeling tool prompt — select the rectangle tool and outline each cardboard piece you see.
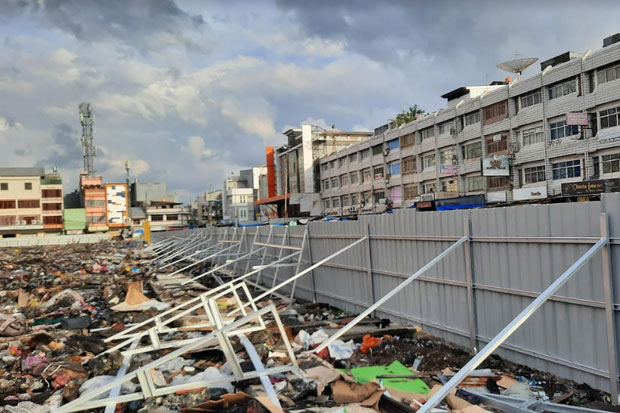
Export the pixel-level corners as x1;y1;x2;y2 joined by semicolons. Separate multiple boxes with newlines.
497;374;520;389
111;281;169;312
17;289;30;308
331;380;383;405
425;384;473;411
181;392;252;412
305;364;342;395
454;405;492;413
124;281;150;305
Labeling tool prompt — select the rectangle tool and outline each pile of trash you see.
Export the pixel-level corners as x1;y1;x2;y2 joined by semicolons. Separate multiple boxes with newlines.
0;241;614;413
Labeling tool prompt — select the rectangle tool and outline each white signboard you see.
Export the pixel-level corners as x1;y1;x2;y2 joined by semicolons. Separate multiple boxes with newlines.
513;186;547;201
487;191;507;203
598;125;620;141
566;112;588;126
481;155;510;176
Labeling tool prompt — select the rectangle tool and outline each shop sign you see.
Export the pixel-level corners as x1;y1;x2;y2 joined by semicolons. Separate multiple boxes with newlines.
481;155;509;176
562;179;620;196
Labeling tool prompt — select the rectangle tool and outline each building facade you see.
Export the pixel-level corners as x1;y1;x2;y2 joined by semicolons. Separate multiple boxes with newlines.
320;34;620;214
146;201;191;232
80;174;107;232
0;168;63;237
222;169;257;224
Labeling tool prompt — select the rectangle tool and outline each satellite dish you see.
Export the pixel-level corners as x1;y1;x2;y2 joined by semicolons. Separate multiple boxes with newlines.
497;56;538;78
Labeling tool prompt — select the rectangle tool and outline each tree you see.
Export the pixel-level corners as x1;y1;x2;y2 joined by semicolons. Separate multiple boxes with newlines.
390;105;425;126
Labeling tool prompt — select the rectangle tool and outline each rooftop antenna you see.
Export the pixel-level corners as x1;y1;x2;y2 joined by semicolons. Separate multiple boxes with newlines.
497;54;538;80
79;102;96;176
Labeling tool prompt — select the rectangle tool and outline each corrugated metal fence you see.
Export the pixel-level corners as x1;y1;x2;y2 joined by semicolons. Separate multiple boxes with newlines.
155;193;620;395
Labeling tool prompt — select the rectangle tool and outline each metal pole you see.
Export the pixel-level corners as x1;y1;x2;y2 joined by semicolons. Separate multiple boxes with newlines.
315;236;467;354
601;213;619;405
418;237;607;413
365;223;375;310
464;217;477;352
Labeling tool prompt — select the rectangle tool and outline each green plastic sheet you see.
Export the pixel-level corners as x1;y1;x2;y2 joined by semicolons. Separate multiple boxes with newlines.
341;360;430;394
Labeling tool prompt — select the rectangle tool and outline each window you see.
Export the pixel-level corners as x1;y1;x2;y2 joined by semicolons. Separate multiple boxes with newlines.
422;182;436;194
388;162;401;176
360;149;370;160
24;182;32;190
552;160;581;180
18;200;40;208
440;148;455;165
400;133;415;147
0;216;15;226
362;169;372;182
0;183;7;191
486;133;508;154
438;122;451;135
350;172;359;185
167;214;178;221
550;120;578;140
523;165;546;184
462;141;482;160
42;203;61;211
324;199;330;209
43;216;62;225
86;199;105;207
373;167;384;180
602;154;620;174
404;184;418;200
372;144;384;155
373;191;385;203
349;153;358;162
342;195;349;207
362;192;372;205
331;177;339;188
340;174;349;186
402;156;417;174
488;176;510;189
467;176;484;192
151;215;164;221
548;78;577;100
483;101;508;125
520;90;542;109
423;154;436;170
600;106;620;129
420;127;434;140
0;200;15;209
321;163;329;172
598;64;620;85
322;179;329;191
351;193;359;205
464;111;480;127
522;127;545;146
42;189;62;198
387;139;399;151
330;160;336;169
338;157;346;168
441;178;457;192
332;197;340;208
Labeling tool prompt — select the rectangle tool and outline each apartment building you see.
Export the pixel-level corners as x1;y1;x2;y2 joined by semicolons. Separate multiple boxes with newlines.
320;33;620;214
80;174;107;232
222;168;265;224
146;201;191;232
0;167;64;237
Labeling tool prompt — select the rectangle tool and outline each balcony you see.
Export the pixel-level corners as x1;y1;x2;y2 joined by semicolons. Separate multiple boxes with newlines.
42;210;62;216
42;198;62;203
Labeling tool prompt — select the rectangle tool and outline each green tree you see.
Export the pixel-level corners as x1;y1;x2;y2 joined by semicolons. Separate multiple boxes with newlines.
391;105;425;126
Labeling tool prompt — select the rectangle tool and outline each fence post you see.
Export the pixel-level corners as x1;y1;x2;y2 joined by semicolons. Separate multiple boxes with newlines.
600;213;619;405
464;217;477;352
306;226;317;304
365;223;376;312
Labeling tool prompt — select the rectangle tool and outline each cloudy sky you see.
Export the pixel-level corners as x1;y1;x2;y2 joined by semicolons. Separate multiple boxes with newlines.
0;0;619;202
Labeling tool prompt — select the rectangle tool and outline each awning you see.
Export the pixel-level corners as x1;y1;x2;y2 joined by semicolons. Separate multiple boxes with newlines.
255;194;289;205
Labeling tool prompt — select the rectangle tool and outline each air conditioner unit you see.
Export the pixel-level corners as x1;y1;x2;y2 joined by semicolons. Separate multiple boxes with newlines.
378;198;387;205
21;220;27;225
13;221;20;226
349;206;357;212
383;149;390;156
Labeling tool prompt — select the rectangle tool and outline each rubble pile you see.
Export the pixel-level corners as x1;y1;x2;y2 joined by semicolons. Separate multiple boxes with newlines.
0;241;615;413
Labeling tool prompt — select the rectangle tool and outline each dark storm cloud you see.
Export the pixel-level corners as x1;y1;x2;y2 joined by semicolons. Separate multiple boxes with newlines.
36;123;82;169
0;0;205;52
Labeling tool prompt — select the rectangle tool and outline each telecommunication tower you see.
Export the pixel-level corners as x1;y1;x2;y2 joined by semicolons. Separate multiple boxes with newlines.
79;102;96;176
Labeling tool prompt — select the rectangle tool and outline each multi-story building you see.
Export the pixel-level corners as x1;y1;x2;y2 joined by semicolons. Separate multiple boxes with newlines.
105;183;129;229
258;124;372;217
192;190;223;225
130;179;178;207
80;173;107;232
0;167;63;237
146;201;191;232
320;33;620;214
222;169;260;224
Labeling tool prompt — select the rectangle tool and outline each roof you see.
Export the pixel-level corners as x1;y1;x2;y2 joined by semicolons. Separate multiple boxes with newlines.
441;86;470;100
0;167;45;177
131;207;146;219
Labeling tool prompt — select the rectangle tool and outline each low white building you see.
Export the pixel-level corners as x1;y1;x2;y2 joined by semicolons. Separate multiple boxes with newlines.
146;201;191;232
